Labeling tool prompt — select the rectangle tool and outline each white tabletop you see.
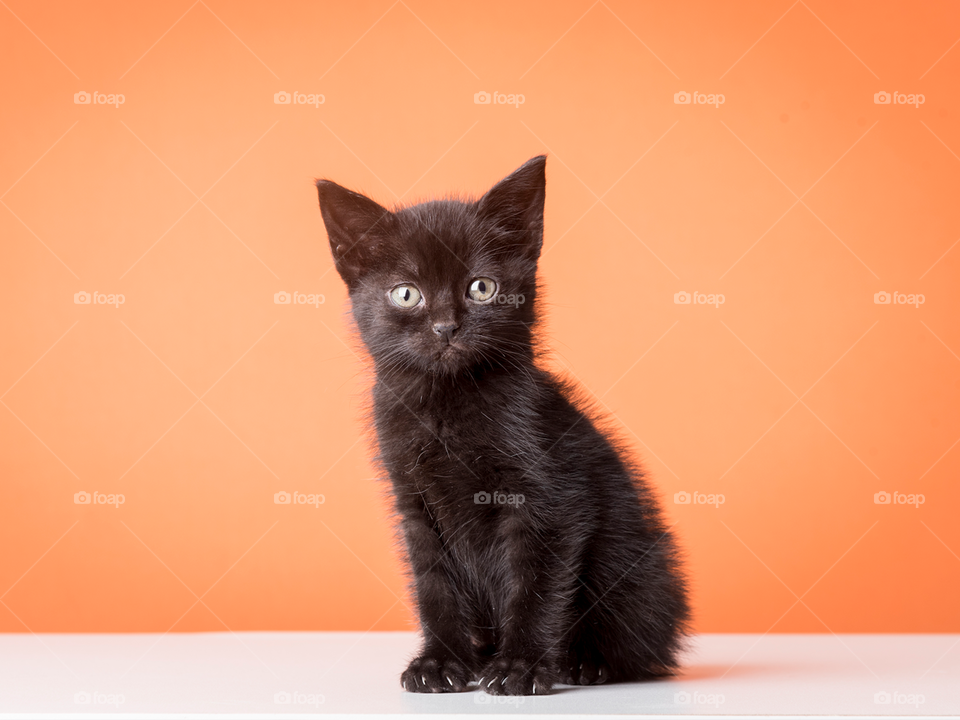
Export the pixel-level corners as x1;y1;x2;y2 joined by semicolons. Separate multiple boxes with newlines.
0;632;957;718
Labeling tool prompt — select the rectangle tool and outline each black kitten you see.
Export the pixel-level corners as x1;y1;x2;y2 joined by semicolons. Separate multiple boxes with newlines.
316;157;688;696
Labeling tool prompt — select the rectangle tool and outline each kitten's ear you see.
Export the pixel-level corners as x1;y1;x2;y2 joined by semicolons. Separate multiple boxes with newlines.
316;180;396;286
476;155;546;260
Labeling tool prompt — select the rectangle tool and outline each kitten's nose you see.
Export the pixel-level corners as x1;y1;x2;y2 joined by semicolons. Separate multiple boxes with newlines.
432;321;459;344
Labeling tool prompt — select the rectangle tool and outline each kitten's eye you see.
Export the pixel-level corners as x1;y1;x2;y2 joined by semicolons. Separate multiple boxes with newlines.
467;277;497;303
389;284;422;308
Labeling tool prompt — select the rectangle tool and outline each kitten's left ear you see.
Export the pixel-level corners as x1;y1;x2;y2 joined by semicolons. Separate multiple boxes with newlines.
476;155;546;260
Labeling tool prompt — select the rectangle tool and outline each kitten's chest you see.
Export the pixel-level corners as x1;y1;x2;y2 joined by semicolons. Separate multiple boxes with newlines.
373;380;534;514
383;406;505;492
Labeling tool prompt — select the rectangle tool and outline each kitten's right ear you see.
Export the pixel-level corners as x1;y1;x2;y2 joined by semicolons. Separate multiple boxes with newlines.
316;180;396;286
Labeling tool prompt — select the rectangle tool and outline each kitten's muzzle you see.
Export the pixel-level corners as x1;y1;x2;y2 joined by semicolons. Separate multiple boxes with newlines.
432;321;459;345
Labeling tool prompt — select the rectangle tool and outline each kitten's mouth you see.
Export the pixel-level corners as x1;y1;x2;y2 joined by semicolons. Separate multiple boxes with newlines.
433;342;468;368
436;343;462;357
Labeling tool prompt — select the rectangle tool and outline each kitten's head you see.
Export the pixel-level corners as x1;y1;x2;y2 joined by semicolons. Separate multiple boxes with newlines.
317;156;546;377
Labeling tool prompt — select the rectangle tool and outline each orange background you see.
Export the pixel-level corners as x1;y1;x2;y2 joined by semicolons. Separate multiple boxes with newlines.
2;0;959;635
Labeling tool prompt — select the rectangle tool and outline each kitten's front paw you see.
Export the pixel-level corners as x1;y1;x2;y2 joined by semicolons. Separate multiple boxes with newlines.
479;658;555;695
401;655;471;693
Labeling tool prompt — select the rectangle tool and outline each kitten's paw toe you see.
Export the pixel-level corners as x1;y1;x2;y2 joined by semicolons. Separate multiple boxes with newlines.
480;659;555;696
577;659;611;685
563;649;612;685
401;656;470;693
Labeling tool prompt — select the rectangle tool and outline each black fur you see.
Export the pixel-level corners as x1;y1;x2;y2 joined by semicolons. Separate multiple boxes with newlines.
316;156;689;695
